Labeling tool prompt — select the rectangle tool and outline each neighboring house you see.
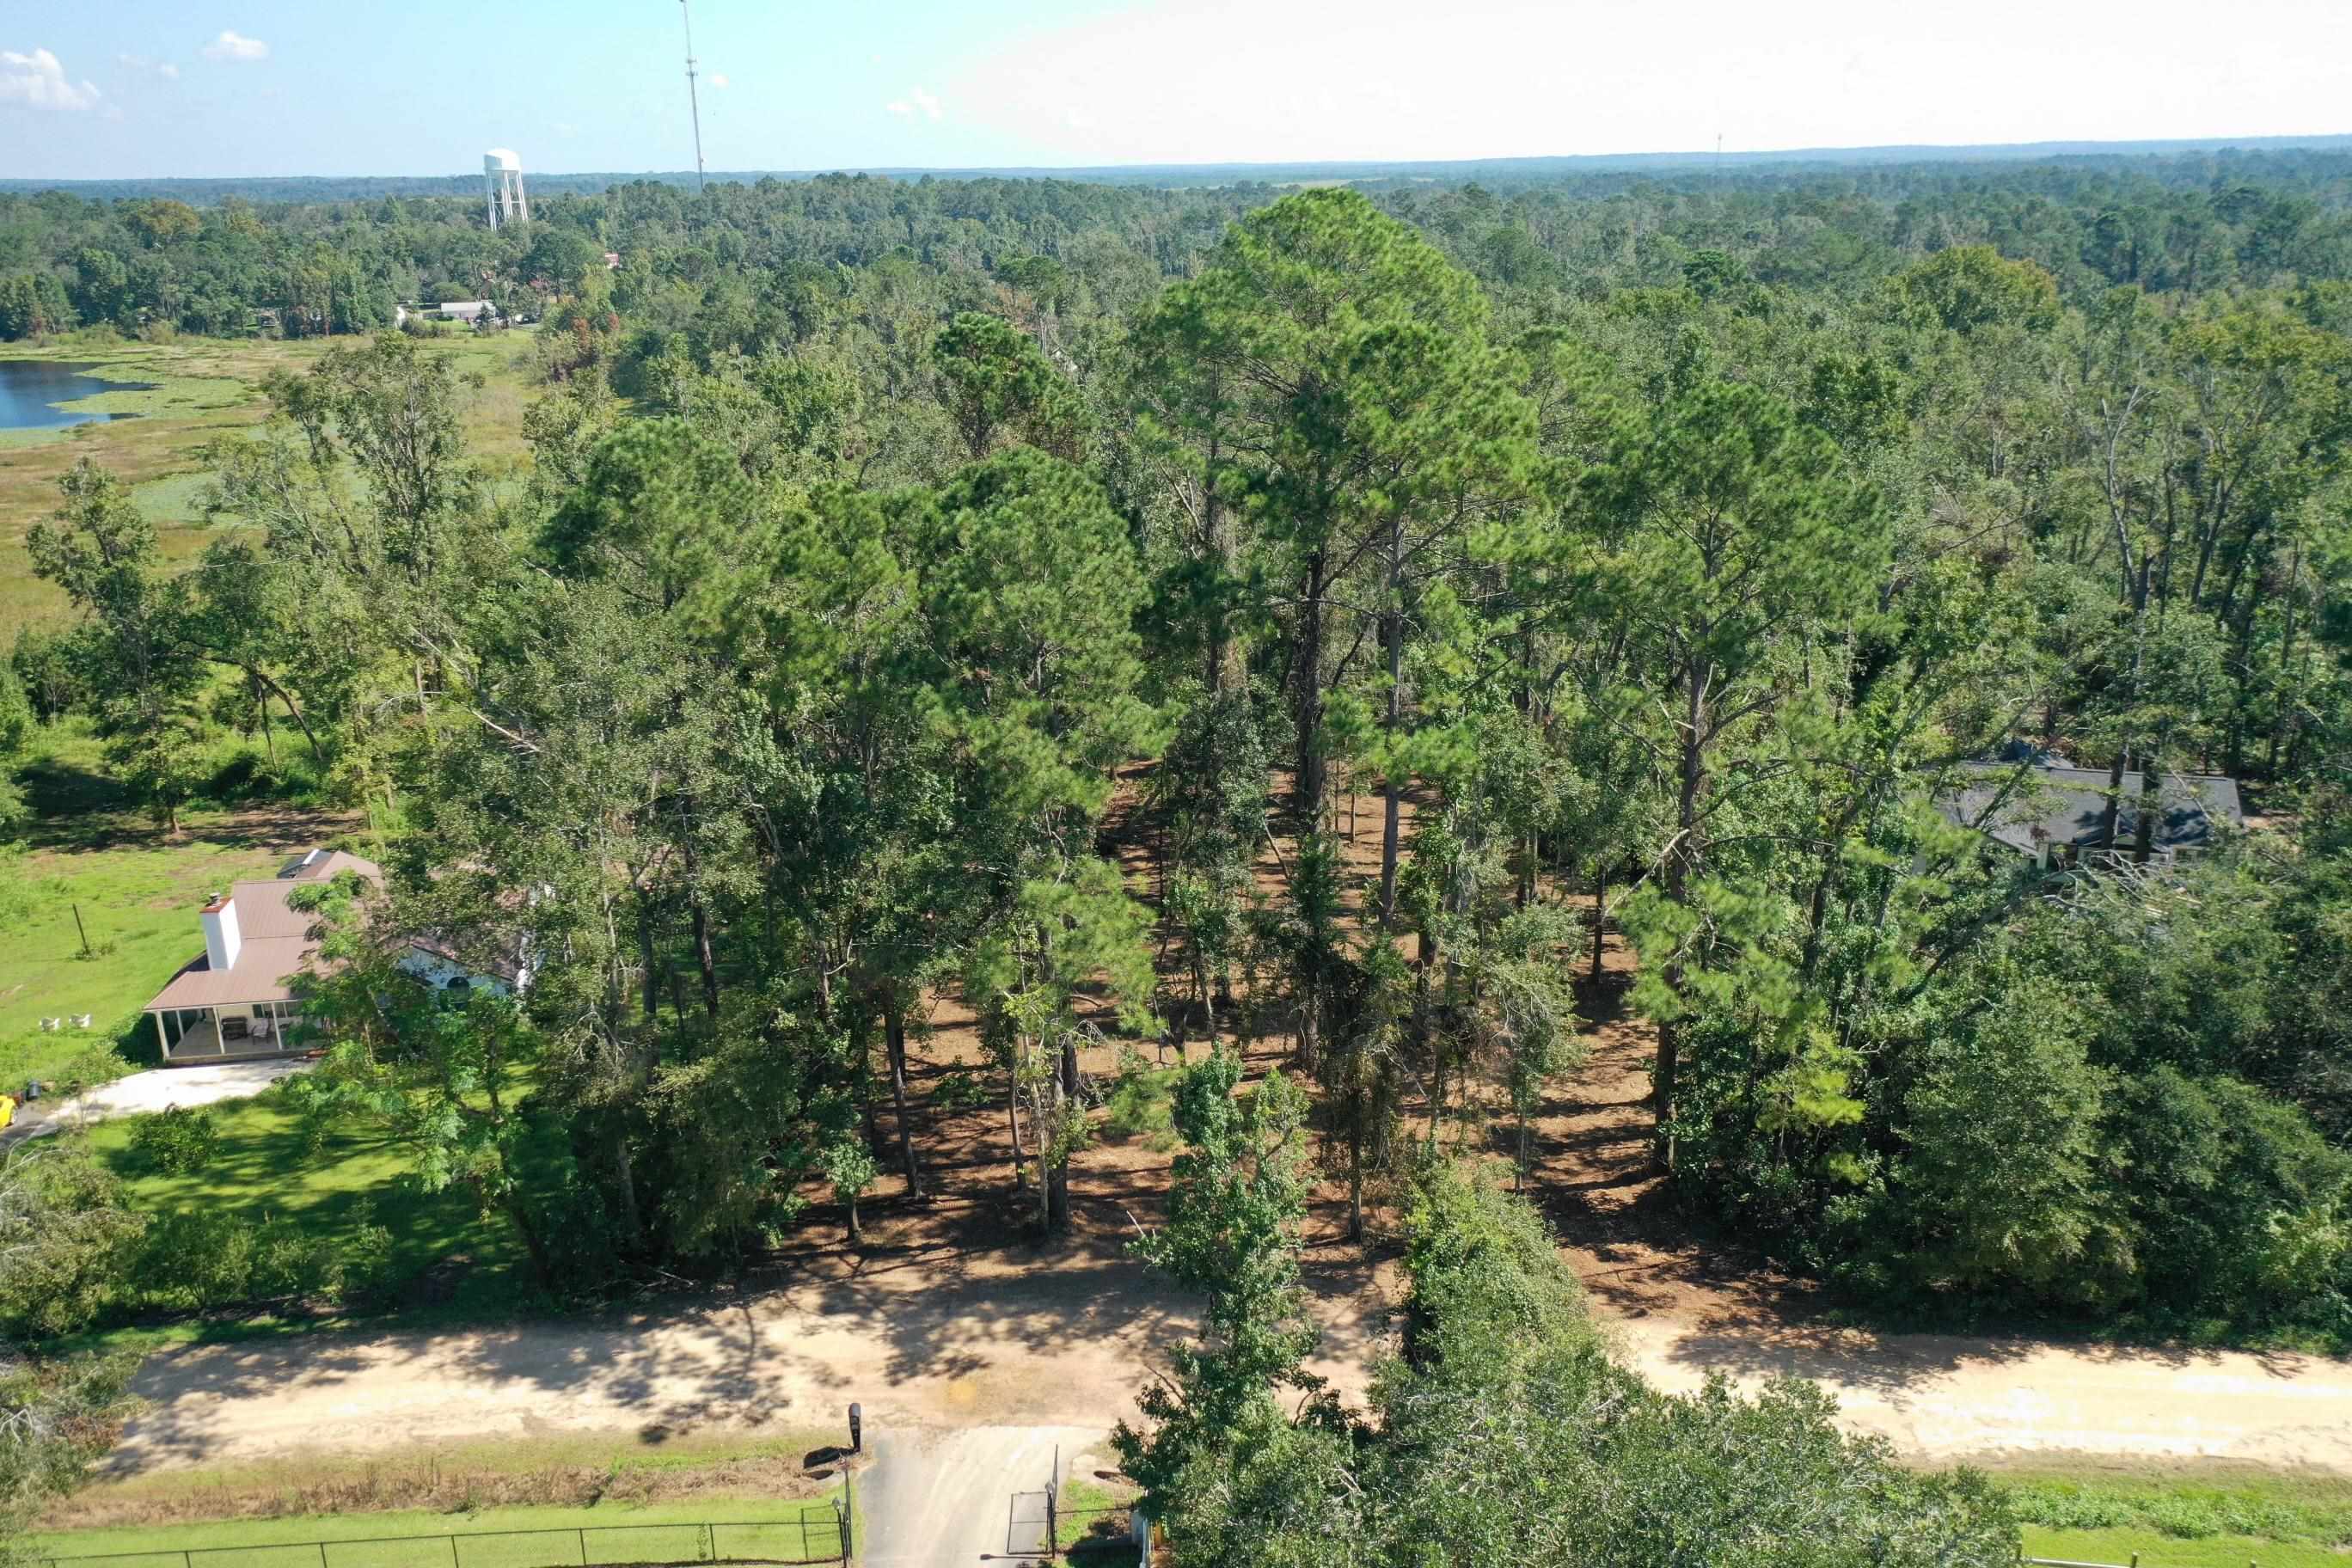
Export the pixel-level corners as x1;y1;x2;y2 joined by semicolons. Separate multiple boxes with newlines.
1943;756;2247;871
142;848;525;1067
437;299;494;321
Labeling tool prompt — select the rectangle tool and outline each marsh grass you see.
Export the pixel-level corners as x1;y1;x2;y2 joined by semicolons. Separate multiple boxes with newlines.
2;331;543;628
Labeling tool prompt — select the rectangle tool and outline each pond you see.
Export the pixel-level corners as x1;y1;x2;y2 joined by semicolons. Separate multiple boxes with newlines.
0;359;157;432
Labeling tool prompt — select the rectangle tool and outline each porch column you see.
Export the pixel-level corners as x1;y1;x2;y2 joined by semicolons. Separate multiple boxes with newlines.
154;1012;168;1060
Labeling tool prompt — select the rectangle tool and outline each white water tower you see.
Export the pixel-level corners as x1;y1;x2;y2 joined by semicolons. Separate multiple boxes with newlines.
483;148;529;230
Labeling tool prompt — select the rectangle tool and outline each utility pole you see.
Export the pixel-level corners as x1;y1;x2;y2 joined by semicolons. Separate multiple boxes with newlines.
680;0;707;193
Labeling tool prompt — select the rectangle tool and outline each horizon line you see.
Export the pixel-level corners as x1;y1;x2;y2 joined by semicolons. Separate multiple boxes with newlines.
7;129;2350;187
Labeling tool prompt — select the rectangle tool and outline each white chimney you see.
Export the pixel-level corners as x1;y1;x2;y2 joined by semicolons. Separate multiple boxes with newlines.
201;893;242;971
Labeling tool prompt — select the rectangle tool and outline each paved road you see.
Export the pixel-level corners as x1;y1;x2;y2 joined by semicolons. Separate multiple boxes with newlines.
858;1424;1101;1565
3;1058;312;1146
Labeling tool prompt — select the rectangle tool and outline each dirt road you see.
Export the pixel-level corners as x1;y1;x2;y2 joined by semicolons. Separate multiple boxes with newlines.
117;1273;2352;1476
104;921;2352;1482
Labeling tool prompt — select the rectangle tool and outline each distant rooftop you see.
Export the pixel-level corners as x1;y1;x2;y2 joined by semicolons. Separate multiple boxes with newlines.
1946;760;2245;857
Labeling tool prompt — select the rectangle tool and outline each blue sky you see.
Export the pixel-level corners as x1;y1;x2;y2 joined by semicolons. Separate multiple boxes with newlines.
4;0;2349;181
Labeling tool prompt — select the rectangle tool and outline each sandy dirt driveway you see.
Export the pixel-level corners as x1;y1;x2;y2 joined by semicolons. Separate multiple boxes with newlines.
856;1425;1102;1566
114;1237;2352;1478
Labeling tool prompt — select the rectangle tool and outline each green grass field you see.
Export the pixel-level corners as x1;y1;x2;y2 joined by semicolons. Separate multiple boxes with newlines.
1056;1473;1139;1560
80;1075;526;1317
2022;1527;2337;1568
32;1498;850;1568
2005;1463;2352;1568
0;718;356;1092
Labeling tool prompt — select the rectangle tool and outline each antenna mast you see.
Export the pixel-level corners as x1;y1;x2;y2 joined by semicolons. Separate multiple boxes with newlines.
680;0;707;193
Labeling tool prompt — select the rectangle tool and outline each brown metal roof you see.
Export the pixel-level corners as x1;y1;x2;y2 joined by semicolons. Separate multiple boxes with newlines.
145;936;320;1010
144;849;383;1013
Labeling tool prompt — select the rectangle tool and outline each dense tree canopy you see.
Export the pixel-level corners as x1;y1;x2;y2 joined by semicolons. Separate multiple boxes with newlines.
15;146;2352;1375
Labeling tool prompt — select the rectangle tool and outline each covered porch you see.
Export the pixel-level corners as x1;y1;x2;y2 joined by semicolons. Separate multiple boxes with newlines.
150;1001;319;1065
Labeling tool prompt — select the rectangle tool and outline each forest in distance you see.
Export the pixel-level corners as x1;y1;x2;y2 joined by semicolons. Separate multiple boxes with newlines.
7;138;2352;1565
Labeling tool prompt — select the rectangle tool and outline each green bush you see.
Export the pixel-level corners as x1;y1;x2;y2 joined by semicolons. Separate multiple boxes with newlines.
128;1202;393;1312
130;1105;219;1174
933;1064;991;1113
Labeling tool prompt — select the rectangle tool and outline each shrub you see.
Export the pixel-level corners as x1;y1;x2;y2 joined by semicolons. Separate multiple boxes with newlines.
129;1203;392;1312
130;1105;219;1174
934;1064;991;1113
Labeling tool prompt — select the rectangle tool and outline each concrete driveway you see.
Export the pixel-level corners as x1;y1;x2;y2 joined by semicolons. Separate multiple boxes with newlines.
3;1057;314;1145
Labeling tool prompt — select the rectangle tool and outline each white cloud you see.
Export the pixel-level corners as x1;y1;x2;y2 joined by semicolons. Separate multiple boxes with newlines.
201;30;268;62
0;47;101;111
884;86;942;120
708;71;729;88
116;52;180;79
950;0;2352;168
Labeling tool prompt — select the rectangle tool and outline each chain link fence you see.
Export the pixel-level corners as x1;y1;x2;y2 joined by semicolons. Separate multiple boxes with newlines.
41;1510;850;1568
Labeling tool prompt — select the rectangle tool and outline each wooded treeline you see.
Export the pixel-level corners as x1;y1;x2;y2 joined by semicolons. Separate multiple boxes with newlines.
6;146;2352;340
14;145;2352;1349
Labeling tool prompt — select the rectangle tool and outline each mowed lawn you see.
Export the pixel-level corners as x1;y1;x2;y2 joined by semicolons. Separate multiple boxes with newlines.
0;709;366;1087
0;827;291;1089
2008;1464;2352;1568
78;1080;527;1324
32;1498;850;1568
2023;1528;2343;1568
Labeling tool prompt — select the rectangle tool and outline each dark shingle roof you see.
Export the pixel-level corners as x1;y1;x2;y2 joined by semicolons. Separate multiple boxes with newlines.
1946;762;2245;856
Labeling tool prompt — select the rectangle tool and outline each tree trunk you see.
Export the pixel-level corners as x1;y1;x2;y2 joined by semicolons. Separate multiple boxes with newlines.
1294;555;1328;818
2131;745;2163;864
2097;746;2128;854
612;1120;643;1253
691;903;719;1024
1377;516;1406;928
1046;1035;1078;1232
255;672;277;763
1346;1107;1365;1243
1656;659;1709;1155
1295;976;1320;1075
1589;862;1608;983
1203;422;1240;694
886;998;922;1199
635;904;662;1023
255;668;324;764
1008;1078;1028;1191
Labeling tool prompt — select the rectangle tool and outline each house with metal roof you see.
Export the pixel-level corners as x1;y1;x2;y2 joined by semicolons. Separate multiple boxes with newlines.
1942;757;2246;871
142;848;524;1066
